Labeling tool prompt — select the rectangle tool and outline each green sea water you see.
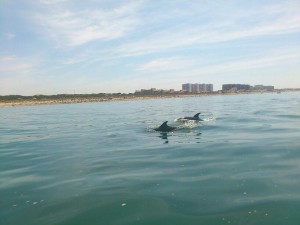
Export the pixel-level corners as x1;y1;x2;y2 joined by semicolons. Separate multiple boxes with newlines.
1;92;300;225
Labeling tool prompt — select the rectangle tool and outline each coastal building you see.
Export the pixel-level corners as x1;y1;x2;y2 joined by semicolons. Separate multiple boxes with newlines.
199;84;205;92
205;84;213;92
182;83;192;92
264;86;274;91
135;88;179;94
222;84;250;91
222;84;275;92
252;85;275;91
182;83;213;93
192;84;200;93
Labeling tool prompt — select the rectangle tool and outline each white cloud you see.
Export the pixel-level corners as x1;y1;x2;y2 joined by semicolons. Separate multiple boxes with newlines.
62;54;88;65
115;12;300;58
35;2;141;46
0;55;43;95
2;0;299;94
0;56;35;74
137;57;192;72
113;49;300;92
39;0;69;5
4;33;15;40
30;1;300;64
172;49;300;80
76;1;295;60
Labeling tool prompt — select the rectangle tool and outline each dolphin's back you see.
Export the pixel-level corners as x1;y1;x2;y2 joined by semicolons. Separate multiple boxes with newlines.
154;121;176;132
183;112;203;121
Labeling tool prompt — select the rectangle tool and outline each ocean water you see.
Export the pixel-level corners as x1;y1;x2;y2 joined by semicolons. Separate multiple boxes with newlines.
1;92;300;225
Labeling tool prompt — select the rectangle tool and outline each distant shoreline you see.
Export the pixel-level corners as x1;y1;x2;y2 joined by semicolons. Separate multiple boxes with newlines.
0;89;299;107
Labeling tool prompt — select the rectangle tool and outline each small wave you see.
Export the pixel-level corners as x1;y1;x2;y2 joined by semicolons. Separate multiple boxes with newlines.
176;120;200;129
202;116;216;122
145;125;159;132
146;120;201;132
147;112;216;132
276;114;300;119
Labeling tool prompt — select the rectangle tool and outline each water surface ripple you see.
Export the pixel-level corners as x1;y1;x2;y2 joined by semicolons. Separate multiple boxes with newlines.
1;92;300;225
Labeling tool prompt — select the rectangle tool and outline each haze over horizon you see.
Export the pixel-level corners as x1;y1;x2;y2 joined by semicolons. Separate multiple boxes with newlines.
1;0;300;95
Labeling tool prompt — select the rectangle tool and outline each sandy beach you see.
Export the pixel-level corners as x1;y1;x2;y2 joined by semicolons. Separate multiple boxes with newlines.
0;90;297;107
0;95;200;107
0;95;182;107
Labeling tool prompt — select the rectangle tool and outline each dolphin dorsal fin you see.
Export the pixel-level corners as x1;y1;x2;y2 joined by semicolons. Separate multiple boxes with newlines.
193;113;201;118
160;121;168;127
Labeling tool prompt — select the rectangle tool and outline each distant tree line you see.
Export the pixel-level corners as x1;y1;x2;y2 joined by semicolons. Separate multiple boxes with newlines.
0;93;134;101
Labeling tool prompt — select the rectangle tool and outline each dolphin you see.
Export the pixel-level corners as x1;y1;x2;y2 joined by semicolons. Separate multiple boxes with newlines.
182;113;203;121
154;121;176;132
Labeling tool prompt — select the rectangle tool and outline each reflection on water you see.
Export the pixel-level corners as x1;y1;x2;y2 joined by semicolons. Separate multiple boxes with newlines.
157;130;203;144
158;132;169;144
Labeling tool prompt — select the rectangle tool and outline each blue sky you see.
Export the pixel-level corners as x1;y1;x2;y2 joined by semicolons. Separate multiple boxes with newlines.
1;0;300;95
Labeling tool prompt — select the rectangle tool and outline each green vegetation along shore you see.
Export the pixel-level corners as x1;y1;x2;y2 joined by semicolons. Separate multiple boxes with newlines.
0;89;299;107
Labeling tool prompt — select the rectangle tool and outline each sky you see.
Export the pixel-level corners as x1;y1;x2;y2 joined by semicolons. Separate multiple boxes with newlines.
1;0;300;95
